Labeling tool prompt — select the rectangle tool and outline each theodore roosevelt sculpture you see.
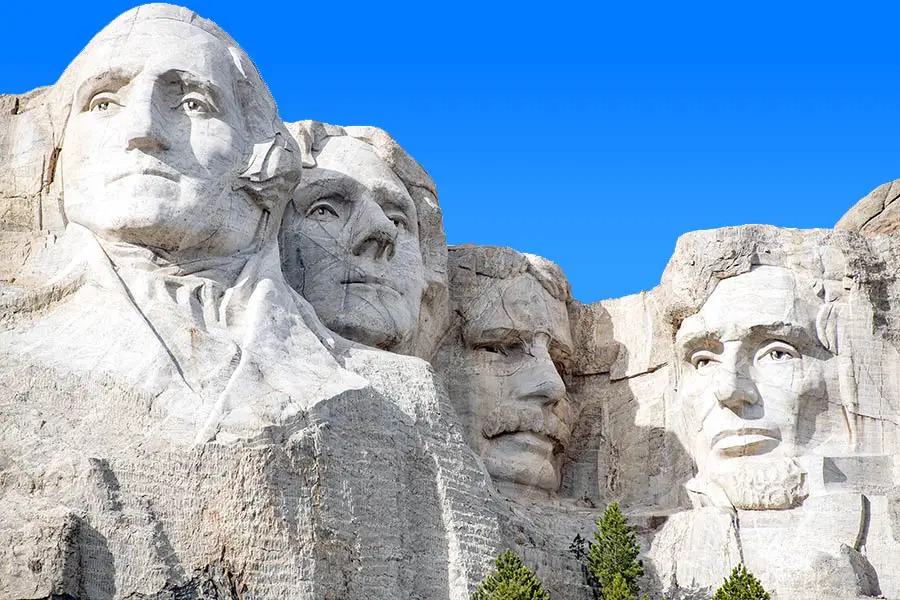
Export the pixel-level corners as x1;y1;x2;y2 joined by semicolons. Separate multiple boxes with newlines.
434;245;575;494
280;121;448;359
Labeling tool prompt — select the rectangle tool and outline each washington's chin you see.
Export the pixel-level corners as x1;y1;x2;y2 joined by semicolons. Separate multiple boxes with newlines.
481;432;561;493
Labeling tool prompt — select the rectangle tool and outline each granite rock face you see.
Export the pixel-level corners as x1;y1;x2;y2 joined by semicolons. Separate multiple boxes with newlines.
1;4;900;600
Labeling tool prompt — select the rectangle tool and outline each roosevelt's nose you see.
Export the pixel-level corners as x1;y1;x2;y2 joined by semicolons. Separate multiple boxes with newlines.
517;341;567;407
124;85;169;152
351;196;396;261
713;366;759;411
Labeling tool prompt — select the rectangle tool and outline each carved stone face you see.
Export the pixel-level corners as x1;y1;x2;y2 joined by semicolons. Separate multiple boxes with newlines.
675;266;829;506
283;136;426;351
447;272;573;493
61;19;261;256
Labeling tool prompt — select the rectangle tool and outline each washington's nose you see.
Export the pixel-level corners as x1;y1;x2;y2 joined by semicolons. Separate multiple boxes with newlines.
518;344;567;407
351;198;396;261
124;94;168;152
713;367;759;411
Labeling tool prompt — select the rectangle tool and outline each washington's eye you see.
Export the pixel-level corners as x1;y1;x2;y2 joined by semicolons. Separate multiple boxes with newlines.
756;341;799;364
306;200;339;221
689;350;717;371
88;92;120;112
180;93;213;115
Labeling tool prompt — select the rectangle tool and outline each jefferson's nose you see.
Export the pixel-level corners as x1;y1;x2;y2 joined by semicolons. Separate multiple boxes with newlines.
124;86;169;152
351;197;396;261
713;367;759;411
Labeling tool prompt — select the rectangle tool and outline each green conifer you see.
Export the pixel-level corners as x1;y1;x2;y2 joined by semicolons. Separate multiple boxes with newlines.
587;502;644;599
472;549;551;600
712;564;771;600
603;573;635;600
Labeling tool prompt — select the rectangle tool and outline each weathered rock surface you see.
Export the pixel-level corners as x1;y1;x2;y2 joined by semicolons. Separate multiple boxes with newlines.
2;4;900;600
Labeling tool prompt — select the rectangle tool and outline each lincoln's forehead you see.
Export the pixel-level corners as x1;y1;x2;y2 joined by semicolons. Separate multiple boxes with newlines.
676;266;819;348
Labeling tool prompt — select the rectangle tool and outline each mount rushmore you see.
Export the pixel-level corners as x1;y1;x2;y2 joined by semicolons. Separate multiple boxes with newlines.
0;5;898;599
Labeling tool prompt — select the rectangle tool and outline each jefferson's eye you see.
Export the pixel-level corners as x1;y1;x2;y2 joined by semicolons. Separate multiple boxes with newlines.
306;200;339;221
756;341;799;364
88;92;120;112
689;350;717;371
388;214;409;230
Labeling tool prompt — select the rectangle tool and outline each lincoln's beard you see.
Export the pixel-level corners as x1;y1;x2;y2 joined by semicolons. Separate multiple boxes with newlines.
704;456;808;510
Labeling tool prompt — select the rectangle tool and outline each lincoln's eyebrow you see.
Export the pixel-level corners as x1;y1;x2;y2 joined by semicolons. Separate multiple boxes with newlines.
675;320;722;352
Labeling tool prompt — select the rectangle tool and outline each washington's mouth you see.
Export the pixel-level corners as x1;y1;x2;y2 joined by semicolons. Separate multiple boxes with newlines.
107;167;181;184
711;428;781;457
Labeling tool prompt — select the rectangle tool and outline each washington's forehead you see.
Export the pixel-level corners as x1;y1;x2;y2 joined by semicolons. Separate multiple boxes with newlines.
78;20;235;82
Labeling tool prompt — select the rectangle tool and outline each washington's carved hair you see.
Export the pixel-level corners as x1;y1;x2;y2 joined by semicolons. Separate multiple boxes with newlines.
45;3;302;223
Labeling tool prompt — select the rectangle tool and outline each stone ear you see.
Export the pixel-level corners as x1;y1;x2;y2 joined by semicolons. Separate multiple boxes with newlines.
237;133;301;212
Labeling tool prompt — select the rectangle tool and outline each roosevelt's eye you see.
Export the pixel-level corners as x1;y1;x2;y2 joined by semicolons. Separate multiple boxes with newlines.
756;341;799;364
476;343;509;357
689;350;718;371
306;199;340;221
180;94;213;115
88;92;121;113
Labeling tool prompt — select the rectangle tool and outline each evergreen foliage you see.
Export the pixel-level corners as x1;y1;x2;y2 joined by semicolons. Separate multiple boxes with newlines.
603;573;636;600
587;502;644;599
472;549;551;600
712;564;771;600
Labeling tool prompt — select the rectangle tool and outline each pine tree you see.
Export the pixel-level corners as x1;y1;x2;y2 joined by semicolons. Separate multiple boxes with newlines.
603;574;635;600
586;502;644;599
472;549;551;600
712;564;771;600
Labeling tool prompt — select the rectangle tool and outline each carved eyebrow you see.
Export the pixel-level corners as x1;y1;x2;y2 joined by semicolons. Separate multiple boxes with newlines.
470;327;522;345
675;321;722;353
163;69;225;108
675;321;819;354
73;67;135;111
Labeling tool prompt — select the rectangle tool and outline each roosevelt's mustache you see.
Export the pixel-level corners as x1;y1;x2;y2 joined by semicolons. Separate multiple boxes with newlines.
481;401;573;450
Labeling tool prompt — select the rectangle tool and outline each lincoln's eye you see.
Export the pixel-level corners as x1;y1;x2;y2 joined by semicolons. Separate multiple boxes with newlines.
756;341;800;364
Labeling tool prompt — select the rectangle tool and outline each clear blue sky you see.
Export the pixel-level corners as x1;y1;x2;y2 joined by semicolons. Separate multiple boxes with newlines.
3;1;898;303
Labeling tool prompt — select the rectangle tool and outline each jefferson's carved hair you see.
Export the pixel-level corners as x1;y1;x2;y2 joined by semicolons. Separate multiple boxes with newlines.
283;120;450;359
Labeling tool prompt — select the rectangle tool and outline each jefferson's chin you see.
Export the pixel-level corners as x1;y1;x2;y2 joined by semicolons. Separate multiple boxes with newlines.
327;298;415;351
